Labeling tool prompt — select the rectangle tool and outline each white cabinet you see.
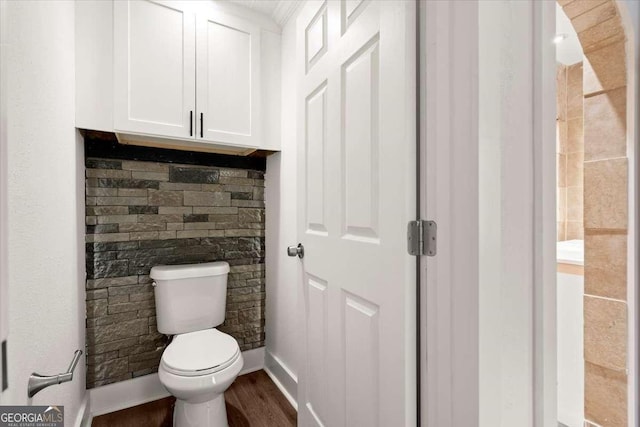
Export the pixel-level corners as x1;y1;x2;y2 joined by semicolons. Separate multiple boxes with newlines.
114;0;196;139
113;0;263;150
196;12;261;147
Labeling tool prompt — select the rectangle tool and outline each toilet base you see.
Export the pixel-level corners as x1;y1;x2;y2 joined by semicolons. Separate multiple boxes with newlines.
173;394;228;427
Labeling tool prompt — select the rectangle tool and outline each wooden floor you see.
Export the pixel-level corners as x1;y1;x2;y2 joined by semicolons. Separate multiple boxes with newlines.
92;370;296;427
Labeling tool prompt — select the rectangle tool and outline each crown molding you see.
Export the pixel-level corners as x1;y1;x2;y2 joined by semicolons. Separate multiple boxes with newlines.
272;0;304;27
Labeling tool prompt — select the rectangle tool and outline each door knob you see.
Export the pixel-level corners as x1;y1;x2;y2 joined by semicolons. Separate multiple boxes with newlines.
287;243;304;259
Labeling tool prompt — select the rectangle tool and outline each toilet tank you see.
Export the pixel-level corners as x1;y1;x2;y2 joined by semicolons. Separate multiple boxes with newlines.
150;262;230;335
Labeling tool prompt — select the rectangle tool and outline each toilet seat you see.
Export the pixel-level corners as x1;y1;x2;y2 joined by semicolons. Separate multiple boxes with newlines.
161;329;240;377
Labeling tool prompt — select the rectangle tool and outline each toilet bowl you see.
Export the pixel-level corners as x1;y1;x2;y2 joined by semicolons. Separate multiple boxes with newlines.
150;262;243;427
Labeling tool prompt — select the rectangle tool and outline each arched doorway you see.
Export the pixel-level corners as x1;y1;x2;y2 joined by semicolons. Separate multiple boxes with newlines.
556;1;635;425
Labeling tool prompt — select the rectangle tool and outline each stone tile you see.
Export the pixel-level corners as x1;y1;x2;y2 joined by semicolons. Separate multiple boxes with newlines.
571;0;618;33
87;299;108;318
558;187;567;221
563;0;608;19
87;169;132;179
86;357;129;383
219;176;256;185
119;223;166;232
87;289;108;300
585;233;627;300
584;40;626;96
166;223;184;231
193;206;238;214
584;158;627;230
97;178;160;189
184;222;218;230
148;190;183;206
584;295;627;370
121;160;169;173
87;206;130;216
201;184;225;192
578;15;625;54
219;168;248;178
87;224;119;234
566;221;584;240
176;230;210;239
566;116;584;154
558;154;567;188
86;275;138;289
238;208;264;223
566;63;583;120
128;206;158;215
158;231;177;240
96;196;148;206
566;152;584;187
584;87;626;161
86;233;130;243
557;66;567;122
87;337;138;354
158;206;192;215
138;214;182;223
184;214;208;223
87;187;118;197
159;182;201;191
132;171;169;181
184;191;230;207
130;231;160;241
231;192;252;200
232;200;265;208
253;187;265;201
567;186;582;222
85;160;266;389
225;229;265;237
170;167;219;184
585;361;627;426
88;319;148;344
117;188;148;198
556;120;568;154
97;215;138;224
86;159;122;170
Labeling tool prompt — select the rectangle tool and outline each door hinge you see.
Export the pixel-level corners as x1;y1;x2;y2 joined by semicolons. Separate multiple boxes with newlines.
407;220;437;256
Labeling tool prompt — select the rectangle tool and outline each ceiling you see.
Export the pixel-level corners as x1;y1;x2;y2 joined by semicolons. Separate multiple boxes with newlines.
556;3;584;65
227;0;300;27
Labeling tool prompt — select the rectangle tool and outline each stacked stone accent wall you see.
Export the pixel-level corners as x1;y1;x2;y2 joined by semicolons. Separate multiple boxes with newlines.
85;156;265;388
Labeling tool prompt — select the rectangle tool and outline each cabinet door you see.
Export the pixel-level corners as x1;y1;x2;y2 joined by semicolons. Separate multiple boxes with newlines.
196;12;261;147
114;0;195;138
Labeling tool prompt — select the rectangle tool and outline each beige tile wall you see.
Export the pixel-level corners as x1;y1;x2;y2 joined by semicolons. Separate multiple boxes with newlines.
556;62;584;241
564;0;630;425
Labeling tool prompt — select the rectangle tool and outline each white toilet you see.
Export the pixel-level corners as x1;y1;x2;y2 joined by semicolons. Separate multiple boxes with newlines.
150;261;243;427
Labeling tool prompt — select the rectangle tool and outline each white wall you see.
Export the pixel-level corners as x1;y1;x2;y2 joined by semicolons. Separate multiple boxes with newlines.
264;6;302;403
478;1;556;426
5;0;85;422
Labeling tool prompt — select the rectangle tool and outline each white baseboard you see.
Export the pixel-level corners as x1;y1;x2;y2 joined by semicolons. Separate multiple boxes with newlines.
239;347;265;376
264;350;297;410
89;348;265;417
73;393;91;427
89;372;170;417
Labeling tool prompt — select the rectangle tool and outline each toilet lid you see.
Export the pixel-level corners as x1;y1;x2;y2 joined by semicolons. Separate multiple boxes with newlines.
161;329;240;377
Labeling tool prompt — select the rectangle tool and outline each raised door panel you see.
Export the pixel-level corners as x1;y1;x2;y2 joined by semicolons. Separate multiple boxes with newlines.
114;0;195;138
196;12;261;148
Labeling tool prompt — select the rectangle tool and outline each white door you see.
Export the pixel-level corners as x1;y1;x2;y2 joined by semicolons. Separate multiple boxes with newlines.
196;11;261;148
296;1;416;426
114;0;195;138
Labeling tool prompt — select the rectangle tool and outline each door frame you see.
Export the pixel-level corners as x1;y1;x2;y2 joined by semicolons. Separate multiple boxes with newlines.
0;0;8;402
420;1;557;425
